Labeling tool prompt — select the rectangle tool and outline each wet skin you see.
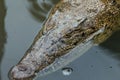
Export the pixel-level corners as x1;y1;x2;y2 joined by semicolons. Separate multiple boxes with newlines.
9;0;120;80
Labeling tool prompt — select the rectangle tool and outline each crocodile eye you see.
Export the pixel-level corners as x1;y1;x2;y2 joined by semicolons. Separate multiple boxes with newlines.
109;0;116;5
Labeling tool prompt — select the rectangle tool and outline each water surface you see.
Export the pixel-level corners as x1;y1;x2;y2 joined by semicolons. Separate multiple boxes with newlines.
0;0;120;80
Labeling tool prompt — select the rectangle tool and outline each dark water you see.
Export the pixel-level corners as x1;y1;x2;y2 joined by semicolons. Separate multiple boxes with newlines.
0;0;120;80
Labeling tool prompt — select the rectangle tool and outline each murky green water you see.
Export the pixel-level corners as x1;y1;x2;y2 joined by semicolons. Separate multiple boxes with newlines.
0;0;120;80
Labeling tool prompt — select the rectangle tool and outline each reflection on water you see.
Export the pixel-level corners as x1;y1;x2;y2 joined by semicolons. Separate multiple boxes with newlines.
100;30;120;60
0;0;7;79
27;0;60;22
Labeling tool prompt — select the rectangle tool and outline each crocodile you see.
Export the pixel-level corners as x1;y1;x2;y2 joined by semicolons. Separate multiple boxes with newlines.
9;0;120;80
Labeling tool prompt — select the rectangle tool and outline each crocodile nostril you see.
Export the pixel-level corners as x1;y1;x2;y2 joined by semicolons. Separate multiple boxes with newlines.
18;65;28;71
9;64;35;79
17;64;33;74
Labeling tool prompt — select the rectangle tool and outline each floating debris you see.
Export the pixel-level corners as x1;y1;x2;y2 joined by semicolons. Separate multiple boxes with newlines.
62;67;73;76
90;65;94;68
9;0;120;80
109;66;113;68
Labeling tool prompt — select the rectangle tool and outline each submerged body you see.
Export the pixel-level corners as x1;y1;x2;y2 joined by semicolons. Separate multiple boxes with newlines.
9;0;120;80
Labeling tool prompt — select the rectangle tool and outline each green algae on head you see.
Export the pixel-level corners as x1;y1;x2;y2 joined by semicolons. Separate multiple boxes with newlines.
93;0;120;44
